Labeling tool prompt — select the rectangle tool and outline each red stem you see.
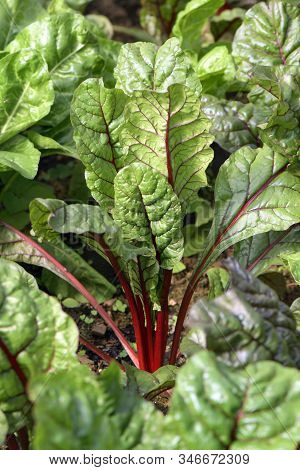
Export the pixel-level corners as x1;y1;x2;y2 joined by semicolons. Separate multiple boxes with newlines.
92;234;148;370
6;434;20;450
17;427;29;450
169;163;289;364
79;337;125;371
137;256;154;371
0;221;139;368
0;338;27;388
153;269;172;370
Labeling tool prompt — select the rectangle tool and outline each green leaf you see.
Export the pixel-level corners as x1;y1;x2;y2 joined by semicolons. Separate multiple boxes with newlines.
125;364;178;399
201;95;260;153
29;199;116;302
0;50;54;145
211;7;245;40
248;65;300;159
31;362;161;450
281;252;300;285
121;83;213;207
115;38;201;96
197;46;236;96
71;79;128;210
183;223;210;257
0;409;8;445
0;0;46;49
291;299;300;329
0;173;54;230
0;258;78;432
206;266;229;300
0;135;40;179
195;145;300;276
187;259;300;368
173;0;225;52
232;1;300;80
7;12;105;127
140;0;189;42
114;163;184;271
26;130;76;158
165;351;300;449
234;224;300;276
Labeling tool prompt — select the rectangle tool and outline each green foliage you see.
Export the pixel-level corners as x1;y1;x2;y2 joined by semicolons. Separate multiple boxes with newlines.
186;259;300;368
0;258;78;433
232;1;300;80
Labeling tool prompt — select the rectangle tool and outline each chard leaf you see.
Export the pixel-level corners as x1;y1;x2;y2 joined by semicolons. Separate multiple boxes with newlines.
249;65;300;158
114;163;184;271
26;130;76;158
0;50;54;145
7;12;105;127
281;252;300;285
195;145;300;276
0;135;40;179
49;203;112;235
197;46;236;96
187;259;300;368
164;351;300;449
211;7;245;40
29;199;116;302
0;410;8;445
201;95;260;153
173;0;225;52
0;258;78;432
234;224;300;275
115;38;201;96
232;1;300;80
31;362;161;450
140;0;189;42
125;364;178;399
206;266;230;300
121;84;213;207
0;0;46;49
71;79;128;210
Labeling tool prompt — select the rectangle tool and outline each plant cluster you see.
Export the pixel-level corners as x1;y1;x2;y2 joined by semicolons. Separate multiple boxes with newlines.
0;0;299;450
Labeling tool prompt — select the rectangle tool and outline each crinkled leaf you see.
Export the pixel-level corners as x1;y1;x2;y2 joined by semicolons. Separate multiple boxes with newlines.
0;135;40;179
121;83;213;207
31;362;161;450
0;258;78;432
114;163;184;271
140;0;189;42
0;0;46;49
115;38;201;96
232;1;300;80
0;50;54;145
248;65;300;158
202;95;260;153
195;145;300;276
234;224;300;276
183;223;210;257
7;12;104;127
187;259;300;368
291;299;300;329
173;0;224;52
71;79;128;210
206;266;229;300
125;364;177;399
164;351;300;449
